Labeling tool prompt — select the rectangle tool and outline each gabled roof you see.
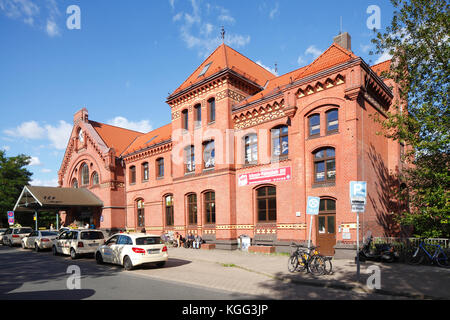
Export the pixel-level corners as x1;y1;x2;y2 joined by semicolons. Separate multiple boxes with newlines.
235;43;357;107
371;60;391;77
169;44;276;98
121;123;172;157
89;121;143;155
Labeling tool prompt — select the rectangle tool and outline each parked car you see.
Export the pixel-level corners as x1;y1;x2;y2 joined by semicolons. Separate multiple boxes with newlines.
95;233;168;270
52;229;105;259
0;228;7;244
22;230;59;251
2;227;33;247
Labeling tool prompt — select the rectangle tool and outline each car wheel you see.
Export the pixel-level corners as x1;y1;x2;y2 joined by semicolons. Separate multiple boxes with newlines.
52;246;59;256
123;256;133;270
35;243;40;252
156;261;166;268
8;239;13;247
96;252;104;265
70;248;78;260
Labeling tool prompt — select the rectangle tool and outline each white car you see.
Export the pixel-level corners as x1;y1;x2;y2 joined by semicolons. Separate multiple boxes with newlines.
2;227;33;246
52;229;105;259
95;233;168;270
22;230;59;251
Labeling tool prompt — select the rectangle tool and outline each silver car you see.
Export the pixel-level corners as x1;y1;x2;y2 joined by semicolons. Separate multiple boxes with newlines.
22;230;59;251
2;227;33;246
0;229;7;244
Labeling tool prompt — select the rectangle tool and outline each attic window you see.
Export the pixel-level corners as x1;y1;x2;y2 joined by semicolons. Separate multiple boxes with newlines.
198;62;212;77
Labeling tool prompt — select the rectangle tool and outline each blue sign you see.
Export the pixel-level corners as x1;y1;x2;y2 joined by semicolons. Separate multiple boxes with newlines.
7;211;14;218
306;196;321;215
350;181;367;200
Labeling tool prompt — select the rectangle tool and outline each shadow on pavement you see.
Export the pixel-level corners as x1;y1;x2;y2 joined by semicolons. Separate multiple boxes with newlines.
0;289;96;300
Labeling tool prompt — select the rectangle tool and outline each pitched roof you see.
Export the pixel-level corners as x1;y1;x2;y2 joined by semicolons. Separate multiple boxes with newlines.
170;44;276;97
235;43;357;107
121;123;172;157
88;121;143;155
371;60;391;77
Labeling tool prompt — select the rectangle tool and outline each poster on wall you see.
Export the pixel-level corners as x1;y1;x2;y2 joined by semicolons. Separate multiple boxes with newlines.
238;167;291;186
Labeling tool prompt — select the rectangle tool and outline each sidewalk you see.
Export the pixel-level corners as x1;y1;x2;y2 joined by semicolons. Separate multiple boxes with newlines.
149;247;450;300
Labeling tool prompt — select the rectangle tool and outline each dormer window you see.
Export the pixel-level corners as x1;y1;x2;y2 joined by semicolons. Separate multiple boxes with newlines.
198;62;212;78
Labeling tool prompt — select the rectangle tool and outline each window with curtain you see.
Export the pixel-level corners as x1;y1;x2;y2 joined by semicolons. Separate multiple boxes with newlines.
256;186;276;222
326;109;339;133
92;172;99;185
203;140;215;169
184;145;195;173
309;114;320;136
313;148;336;183
142;162;149;181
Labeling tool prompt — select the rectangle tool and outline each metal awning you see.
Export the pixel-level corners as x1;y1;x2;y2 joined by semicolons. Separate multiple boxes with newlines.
13;186;104;212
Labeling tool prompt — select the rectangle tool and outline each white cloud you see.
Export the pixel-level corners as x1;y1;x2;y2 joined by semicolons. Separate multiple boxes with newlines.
374;50;393;64
107;116;152;133
2;145;10;151
30;178;58;187
4;120;46;139
256;60;277;76
297;45;323;66
269;2;279;20
0;0;40;25
29;156;42;166
45;120;72;150
169;0;175;10
41;168;51;173
173;12;182;22
45;18;59;37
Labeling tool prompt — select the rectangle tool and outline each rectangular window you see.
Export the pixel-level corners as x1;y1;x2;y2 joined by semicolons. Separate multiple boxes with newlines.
204;192;215;224
185;146;195;173
142;163;149;181
187;194;197;225
129;166;136;184
208;99;215;123
194;104;201;128
182;109;188;130
326;109;339;133
309;114;320;136
157;158;164;177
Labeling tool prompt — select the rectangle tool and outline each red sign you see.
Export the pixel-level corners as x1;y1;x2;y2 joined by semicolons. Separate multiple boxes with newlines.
238;167;291;186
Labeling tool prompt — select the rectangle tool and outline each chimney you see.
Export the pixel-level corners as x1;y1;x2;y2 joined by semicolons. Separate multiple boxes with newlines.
333;32;351;51
73;108;89;124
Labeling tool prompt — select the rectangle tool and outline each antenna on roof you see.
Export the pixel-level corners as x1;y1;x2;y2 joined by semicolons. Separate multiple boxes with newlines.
339;16;343;35
274;62;278;74
221;26;225;43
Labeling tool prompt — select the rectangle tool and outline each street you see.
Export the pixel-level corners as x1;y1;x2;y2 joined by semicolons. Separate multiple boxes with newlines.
0;245;413;300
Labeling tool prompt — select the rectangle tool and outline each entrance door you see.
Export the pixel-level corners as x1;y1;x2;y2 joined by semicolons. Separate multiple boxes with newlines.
316;199;336;256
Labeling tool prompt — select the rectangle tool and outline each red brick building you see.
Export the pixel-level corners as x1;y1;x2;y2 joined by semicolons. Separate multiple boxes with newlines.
58;33;404;256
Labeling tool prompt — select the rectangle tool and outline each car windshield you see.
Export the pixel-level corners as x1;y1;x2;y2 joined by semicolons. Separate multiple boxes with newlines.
14;228;33;234
135;237;163;245
41;231;58;236
80;231;104;240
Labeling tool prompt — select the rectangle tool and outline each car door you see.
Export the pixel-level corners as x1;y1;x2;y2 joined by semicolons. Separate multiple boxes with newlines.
102;235;119;263
27;231;38;248
114;235;131;264
55;231;67;253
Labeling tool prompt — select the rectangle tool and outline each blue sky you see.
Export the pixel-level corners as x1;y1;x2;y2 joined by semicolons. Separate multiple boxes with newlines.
0;0;394;186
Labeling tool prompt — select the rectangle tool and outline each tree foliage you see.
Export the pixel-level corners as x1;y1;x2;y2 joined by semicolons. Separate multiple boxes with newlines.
371;0;449;237
0;150;32;227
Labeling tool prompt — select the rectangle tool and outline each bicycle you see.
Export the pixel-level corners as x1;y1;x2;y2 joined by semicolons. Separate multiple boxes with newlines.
407;240;449;267
288;243;329;275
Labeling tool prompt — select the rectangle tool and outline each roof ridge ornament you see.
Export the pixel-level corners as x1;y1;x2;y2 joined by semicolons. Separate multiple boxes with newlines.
221;26;225;43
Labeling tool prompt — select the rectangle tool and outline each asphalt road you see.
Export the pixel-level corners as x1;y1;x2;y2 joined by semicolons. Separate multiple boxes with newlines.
0;246;258;300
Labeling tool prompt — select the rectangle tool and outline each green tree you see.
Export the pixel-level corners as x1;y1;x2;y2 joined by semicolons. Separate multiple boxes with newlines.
0;150;32;227
371;0;449;237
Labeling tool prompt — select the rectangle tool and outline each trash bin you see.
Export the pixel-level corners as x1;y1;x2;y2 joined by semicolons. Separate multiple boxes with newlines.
239;235;251;251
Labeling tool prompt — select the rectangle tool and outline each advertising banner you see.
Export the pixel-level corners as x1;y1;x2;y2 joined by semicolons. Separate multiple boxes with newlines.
238;167;291;186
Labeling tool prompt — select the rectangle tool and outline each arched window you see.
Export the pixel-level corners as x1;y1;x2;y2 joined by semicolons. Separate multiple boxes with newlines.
81;163;89;186
256;186;276;222
182;109;188;130
156;158;164;178
91;171;99;186
129;166;136;184
194;104;201;128
309;114;320;136
313;147;336;183
165;195;174;226
187;193;197;225
203;140;215;169
142;162;149;181
271;125;288;159
204;191;215;224
136;199;145;228
184;145;195;173
244;133;258;165
72;178;78;188
208;98;215;123
326;109;339;133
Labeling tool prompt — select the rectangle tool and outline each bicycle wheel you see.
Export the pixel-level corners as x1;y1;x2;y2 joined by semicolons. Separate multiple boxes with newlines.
435;251;449;268
323;257;333;275
407;247;424;265
287;254;299;273
308;255;326;276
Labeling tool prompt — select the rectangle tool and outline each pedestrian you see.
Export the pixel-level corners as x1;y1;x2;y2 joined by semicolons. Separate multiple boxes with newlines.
187;232;195;248
193;234;202;249
175;232;181;248
50;224;54;231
